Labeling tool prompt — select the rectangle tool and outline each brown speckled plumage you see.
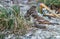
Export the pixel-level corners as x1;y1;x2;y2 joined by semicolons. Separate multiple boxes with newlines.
24;6;59;29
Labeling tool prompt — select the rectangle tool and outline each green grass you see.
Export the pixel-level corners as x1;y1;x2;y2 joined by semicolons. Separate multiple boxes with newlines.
38;0;60;5
0;34;5;39
0;5;31;35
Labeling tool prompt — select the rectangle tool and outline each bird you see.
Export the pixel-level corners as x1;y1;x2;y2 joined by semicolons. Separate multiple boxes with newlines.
24;6;59;29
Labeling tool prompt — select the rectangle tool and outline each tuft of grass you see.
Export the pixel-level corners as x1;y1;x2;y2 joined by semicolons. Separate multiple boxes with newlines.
0;5;31;35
